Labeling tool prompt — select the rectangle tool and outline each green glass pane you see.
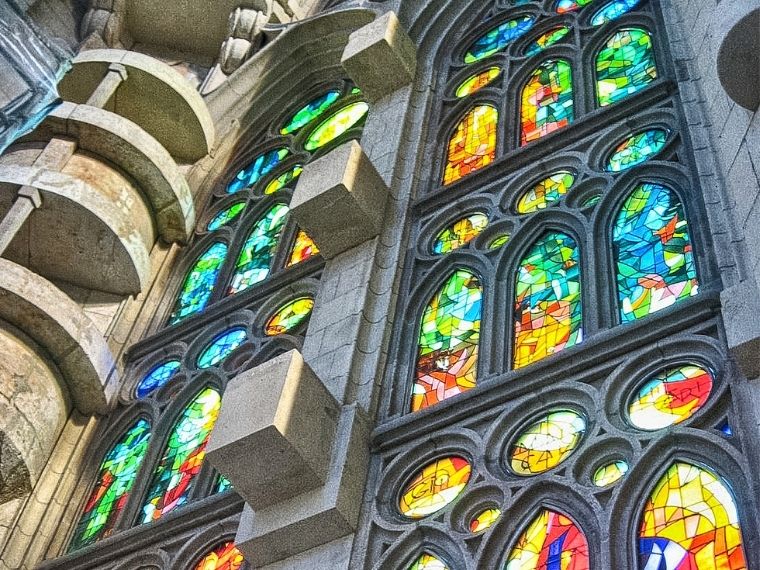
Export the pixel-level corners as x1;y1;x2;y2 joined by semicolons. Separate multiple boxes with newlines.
525;26;571;56
489;234;511;249
264;164;303;195
280;91;341;135
606;128;668;172
207;202;245;231
265;297;314;335
597;28;657;107
455;67;501;98
516;171;576;213
170;242;228;324
304;102;369;151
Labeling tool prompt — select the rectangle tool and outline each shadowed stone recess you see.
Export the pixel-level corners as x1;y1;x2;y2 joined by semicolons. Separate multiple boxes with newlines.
0;432;31;505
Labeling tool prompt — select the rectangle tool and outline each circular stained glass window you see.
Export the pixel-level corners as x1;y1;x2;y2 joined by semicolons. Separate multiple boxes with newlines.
455;67;501;98
398;456;472;519
304;102;369;151
606;128;668;172
432;213;489;254
593;460;629;487
207;202;245;231
265;297;314;336
197;328;248;369
509;410;586;475
470;508;501;533
136;360;181;398
516;171;576;214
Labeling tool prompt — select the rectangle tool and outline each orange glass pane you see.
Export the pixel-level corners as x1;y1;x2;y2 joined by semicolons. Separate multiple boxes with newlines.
443;105;498;185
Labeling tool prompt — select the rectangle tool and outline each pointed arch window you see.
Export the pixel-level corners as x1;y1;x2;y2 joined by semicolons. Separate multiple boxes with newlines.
506;509;590;569
443;105;498;185
412;269;482;412
613;182;698;323
170;242;228;324
520;59;574;145
640;462;747;569
140;387;221;523
68;419;151;551
596;28;657;107
513;231;582;369
193;541;245;570
228;203;289;295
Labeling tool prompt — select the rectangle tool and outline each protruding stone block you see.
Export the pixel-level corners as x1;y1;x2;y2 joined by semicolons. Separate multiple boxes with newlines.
715;0;760;110
290;140;389;259
206;350;340;509
341;11;416;101
722;279;760;378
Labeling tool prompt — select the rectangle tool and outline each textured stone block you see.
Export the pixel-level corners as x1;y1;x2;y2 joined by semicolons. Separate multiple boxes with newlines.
341;11;416;101
290;141;389;259
715;0;760;110
206;350;340;509
721;279;760;378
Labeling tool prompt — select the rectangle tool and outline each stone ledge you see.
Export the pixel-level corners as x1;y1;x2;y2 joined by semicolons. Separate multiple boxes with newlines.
715;0;760;110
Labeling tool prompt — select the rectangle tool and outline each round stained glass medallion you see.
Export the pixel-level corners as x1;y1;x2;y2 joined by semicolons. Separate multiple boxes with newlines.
398;456;472;519
265;297;315;336
470;508;501;533
509;410;586;475
593;460;629;487
304;102;369;151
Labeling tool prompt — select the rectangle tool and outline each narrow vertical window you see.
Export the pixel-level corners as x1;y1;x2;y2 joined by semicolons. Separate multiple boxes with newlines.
513;232;582;369
640;462;747;569
140;388;221;523
444;105;498;185
613;182;698;322
228;203;289;295
520;59;574;145
170;242;228;324
69;420;151;550
596;28;657;107
412;269;482;412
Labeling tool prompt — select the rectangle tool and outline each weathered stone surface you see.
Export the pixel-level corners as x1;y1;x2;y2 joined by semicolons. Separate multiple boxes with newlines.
207;350;339;509
721;279;760;378
715;0;760;110
341;12;416;102
290;141;390;259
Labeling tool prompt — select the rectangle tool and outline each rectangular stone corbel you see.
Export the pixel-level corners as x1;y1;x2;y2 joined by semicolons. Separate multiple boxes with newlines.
721;279;760;378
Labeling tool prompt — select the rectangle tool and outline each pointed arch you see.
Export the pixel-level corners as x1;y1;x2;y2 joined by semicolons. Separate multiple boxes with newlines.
69;419;151;551
139;387;221;523
639;462;747;569
596;27;657;107
520;59;574;145
170;242;228;324
228;203;289;295
443;105;498;185
412;269;482;412
513;231;582;369
192;541;245;570
505;508;590;569
612;182;698;323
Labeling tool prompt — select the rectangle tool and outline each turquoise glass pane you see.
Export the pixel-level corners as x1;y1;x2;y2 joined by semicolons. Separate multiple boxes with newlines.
207;203;245;231
464;16;535;63
136;360;181;398
596;28;657;107
591;0;642;26
227;147;290;193
606;128;668;172
197;328;248;369
170;242;228;324
281;91;341;135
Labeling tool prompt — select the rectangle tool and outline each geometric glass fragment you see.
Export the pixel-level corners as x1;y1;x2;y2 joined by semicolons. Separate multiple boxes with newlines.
140;387;221;523
410;553;449;570
432;213;489;254
513;232;582;369
169;242;228;325
68;419;151;550
490;234;511;249
456;67;501;98
606;128;668;172
464;15;535;63
593;460;629;487
613;182;698;322
412;269;482;412
470;508;501;533
639;462;747;570
227;147;290;194
556;0;594;13
207;202;246;231
264;297;314;336
228;203;289;295
505;509;590;570
136;360;181;399
525;26;571;56
281;91;341;135
264;164;303;195
509;410;586;475
287;229;319;267
591;0;642;26
516;171;576;214
628;364;713;431
399;456;472;519
596;28;657;107
197;328;248;369
443;105;498;185
304;102;369;151
520;59;574;145
193;541;245;570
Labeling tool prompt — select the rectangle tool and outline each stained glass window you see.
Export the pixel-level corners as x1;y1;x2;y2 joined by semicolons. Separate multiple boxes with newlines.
443;105;498;185
583;195;601;207
412;269;481;412
606;128;668;172
464;16;535;63
591;0;642;26
304;102;369;151
228;203;289;295
140;388;221;523
490;234;511;249
216;476;232;493
227;147;290;194
410;553;449;570
509;410;586;475
194;541;245;570
721;422;734;436
613;182;698;322
640;462;747;570
432;213;489;254
207;203;245;231
556;0;594;12
456;67;501;98
170;242;228;324
264;164;303;195
265;297;314;336
520;59;574;145
399;456;472;519
628;364;713;430
280;91;341;135
197;328;248;369
593;460;629;487
287;229;319;267
471;508;501;533
515;171;576;214
136;360;181;399
506;510;590;570
524;26;571;56
69;420;151;550
513;232;582;369
596;28;657;107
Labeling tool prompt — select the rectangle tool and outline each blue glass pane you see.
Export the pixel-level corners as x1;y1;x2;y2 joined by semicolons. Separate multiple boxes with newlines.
464;16;535;63
197;328;248;369
136;360;181;398
227;148;290;193
591;0;642;26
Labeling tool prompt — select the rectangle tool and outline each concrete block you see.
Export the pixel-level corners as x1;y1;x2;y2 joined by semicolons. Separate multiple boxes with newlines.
341;11;417;102
207;350;340;510
715;0;760;110
290;141;390;259
721;279;760;378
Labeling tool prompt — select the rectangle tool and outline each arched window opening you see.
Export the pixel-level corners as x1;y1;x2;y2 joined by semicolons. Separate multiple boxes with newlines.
464;15;535;63
136;360;181;399
520;59;574;145
596;28;657;107
443;105;498;185
227;147;290;194
169;242;228;325
505;509;590;569
410;553;450;569
193;541;245;570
